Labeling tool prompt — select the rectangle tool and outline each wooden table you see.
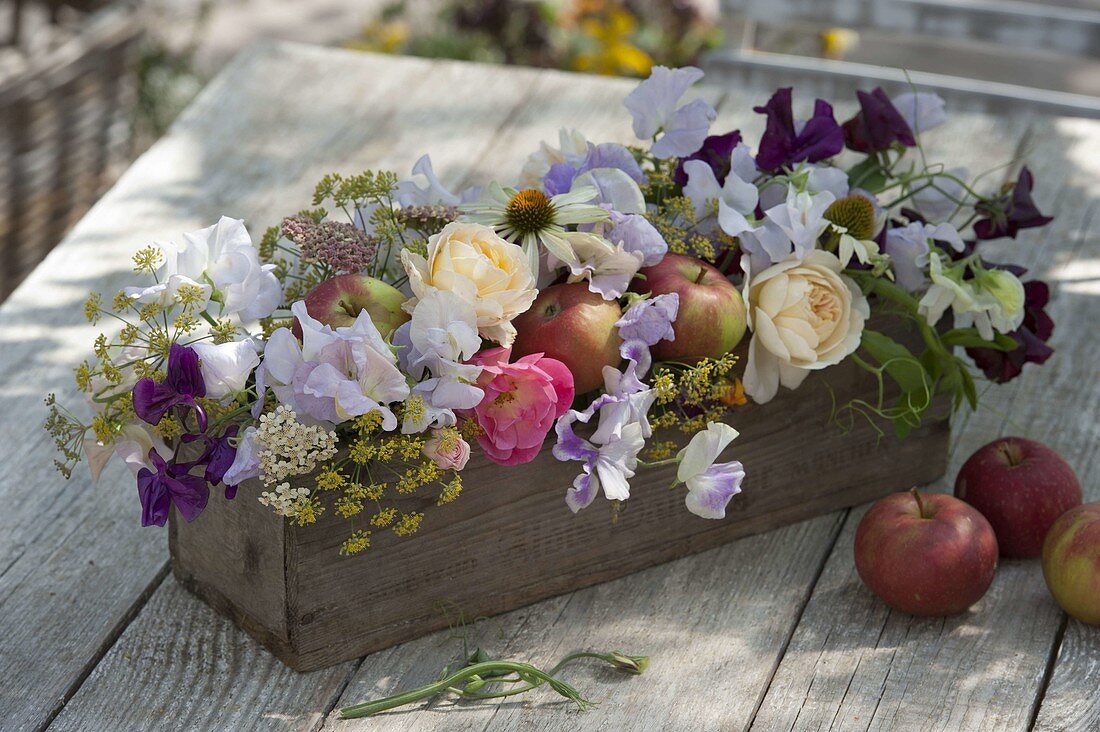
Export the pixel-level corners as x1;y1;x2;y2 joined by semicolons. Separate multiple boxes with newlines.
1;43;1097;731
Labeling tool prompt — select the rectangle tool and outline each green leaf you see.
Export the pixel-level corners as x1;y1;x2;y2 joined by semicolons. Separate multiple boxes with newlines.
860;331;928;394
847;156;888;192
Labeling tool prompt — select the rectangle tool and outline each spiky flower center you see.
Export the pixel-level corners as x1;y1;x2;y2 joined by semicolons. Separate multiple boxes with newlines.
824;194;876;241
505;189;556;235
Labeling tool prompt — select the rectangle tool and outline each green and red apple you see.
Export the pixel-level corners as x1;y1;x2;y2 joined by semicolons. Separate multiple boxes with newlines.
855;489;998;616
631;253;746;363
510;282;622;394
955;437;1081;558
293;274;410;339
1042;502;1100;626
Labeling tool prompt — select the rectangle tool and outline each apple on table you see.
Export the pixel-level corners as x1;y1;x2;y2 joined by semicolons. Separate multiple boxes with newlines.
1042;502;1100;626
510;282;623;394
292;274;410;339
855;488;998;616
955;437;1082;558
631;253;746;363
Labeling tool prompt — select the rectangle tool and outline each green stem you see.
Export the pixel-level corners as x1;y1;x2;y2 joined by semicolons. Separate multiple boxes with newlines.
339;661;586;719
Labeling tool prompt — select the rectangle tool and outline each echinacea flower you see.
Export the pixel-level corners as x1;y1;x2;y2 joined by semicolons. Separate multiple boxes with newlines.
465;347;575;466
132;344;208;432
676;422;745;519
136;449;209;527
460;182;610;277
624;66;716;159
754;88;844;172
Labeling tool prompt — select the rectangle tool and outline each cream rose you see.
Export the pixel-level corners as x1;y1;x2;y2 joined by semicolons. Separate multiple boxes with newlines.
401;222;536;346
742;250;869;404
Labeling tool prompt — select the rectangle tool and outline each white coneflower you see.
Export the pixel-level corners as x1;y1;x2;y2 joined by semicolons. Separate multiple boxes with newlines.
460;182;610;276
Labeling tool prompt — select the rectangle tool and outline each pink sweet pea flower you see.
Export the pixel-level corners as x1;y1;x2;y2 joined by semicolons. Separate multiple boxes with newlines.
466;347;575;466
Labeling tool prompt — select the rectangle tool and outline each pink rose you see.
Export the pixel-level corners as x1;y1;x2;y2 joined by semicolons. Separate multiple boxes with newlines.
465;346;575;466
422;428;471;470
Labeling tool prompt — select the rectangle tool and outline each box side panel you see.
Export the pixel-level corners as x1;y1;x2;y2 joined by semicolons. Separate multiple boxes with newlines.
169;488;290;648
284;336;950;670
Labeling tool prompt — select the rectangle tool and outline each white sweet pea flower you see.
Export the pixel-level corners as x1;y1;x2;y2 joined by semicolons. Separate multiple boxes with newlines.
191;339;260;400
222;426;260;486
884;221;966;292
912;167;969;223
395;154;480;207
724;185;836;274
682;143;758;227
518;128;590;189
676;422;746;519
837;232;880;268
759;163;849;210
571;168;646;214
917;254;1024;340
561;232;645;300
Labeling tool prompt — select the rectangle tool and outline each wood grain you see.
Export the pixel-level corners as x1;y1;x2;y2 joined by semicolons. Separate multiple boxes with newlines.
750;113;1100;731
324;513;846;732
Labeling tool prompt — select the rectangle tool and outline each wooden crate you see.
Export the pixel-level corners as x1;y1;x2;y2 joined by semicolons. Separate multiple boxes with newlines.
169;317;950;672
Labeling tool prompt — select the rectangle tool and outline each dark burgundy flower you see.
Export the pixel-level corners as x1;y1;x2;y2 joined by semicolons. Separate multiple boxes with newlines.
136;449;210;527
842;88;916;153
967;280;1054;383
132;344;207;431
753;89;844;172
973;167;1053;240
672;130;742;187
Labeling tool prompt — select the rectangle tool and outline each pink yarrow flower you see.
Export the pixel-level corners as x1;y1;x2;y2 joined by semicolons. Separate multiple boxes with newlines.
465;347;575;466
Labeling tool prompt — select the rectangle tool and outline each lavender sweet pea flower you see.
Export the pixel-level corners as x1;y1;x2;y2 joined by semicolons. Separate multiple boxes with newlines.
132;344;208;432
624;66;716;159
842;88;916;153
754;88;844;172
543;163;577;197
973;166;1053;240
578;142;645;184
396;155;480;207
222;426;260;487
136;449;210;527
892;92;946;134
605;210;668;267
617;294;679;349
673;129;742;187
884;221;965;291
677;422;745;519
554;415;645;512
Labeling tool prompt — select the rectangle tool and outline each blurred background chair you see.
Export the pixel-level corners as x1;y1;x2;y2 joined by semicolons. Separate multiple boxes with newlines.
709;0;1100;118
0;0;142;300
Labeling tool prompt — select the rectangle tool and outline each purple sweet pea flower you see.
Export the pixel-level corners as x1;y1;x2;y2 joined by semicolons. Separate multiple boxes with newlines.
132;344;208;432
842;87;916;153
196;425;240;497
973;167;1053;240
543;163;577;197
753;88;844;172
967;279;1054;383
136;449;210;527
673;130;742;187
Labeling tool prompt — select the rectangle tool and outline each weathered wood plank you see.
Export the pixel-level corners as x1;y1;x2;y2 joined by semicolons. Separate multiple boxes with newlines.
1033;620;1100;732
324;514;845;731
47;580;355;732
750;114;1100;731
0;44;477;731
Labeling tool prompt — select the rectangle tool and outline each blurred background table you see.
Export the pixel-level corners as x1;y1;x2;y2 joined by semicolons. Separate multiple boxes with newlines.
0;44;1097;731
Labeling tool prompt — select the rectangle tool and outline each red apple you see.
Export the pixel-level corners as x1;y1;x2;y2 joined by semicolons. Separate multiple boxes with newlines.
510;283;622;394
1042;502;1100;625
292;274;409;339
955;437;1081;558
631;253;746;363
855;489;998;616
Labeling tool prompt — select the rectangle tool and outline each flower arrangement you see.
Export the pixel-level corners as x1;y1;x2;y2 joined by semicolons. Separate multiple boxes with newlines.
46;66;1055;558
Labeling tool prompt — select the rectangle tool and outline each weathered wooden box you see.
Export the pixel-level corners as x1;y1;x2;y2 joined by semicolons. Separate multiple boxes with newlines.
170;318;950;672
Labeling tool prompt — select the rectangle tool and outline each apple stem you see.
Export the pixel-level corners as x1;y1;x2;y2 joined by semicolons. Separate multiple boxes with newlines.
910;487;928;519
693;267;707;285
